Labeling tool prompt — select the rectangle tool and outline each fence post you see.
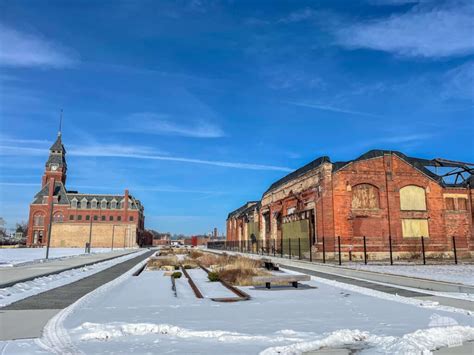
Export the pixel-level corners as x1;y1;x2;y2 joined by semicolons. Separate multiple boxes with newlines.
363;236;367;265
281;237;283;258
322;236;326;263
298;238;301;260
309;237;313;262
273;239;276;257
257;239;260;255
452;236;457;265
338;236;341;265
288;238;291;259
421;236;426;265
389;235;393;265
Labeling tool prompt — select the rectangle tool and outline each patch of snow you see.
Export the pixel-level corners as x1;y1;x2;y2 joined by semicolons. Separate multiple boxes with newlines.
346;263;474;286
187;268;235;298
260;326;474;354
0;247;132;267
0;250;146;307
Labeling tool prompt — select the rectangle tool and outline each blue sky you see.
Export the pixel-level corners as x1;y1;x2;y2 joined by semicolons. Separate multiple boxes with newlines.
0;0;473;234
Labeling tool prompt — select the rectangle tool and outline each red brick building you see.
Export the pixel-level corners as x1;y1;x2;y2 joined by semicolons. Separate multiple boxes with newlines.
227;150;473;260
27;131;145;248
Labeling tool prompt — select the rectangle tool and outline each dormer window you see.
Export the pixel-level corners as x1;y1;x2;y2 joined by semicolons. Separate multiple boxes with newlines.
100;199;107;209
91;199;98;209
71;198;78;209
80;198;88;209
120;199;125;209
111;199;117;209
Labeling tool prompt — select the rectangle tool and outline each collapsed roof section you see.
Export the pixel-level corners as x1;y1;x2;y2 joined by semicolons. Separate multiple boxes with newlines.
227;201;260;220
262;149;473;196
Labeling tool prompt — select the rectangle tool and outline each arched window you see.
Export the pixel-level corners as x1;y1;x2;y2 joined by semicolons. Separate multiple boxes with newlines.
33;213;45;226
53;213;64;223
351;184;379;210
101;199;107;209
400;185;426;211
91;199;98;209
120;200;125;209
81;198;88;209
111;200;117;209
71;198;78;209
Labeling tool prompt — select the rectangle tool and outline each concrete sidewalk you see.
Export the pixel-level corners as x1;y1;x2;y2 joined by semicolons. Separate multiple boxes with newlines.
209;250;474;311
0;250;153;340
0;249;139;288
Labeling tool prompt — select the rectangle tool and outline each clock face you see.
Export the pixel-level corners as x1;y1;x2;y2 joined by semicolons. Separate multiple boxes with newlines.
51;164;58;171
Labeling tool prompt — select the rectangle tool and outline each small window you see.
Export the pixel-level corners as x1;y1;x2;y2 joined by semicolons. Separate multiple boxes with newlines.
109;216;114;221
458;198;467;211
445;198;455;211
86;215;90;221
101;215;106;221
77;215;82;221
69;215;74;221
53;213;64;223
129;216;134;222
33;214;45;226
93;215;98;221
117;216;122;221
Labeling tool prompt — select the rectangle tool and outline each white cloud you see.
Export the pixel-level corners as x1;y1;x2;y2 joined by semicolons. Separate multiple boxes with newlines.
335;2;474;58
0;23;77;68
126;113;225;138
442;61;474;101
0;138;292;172
288;101;382;118
278;8;317;23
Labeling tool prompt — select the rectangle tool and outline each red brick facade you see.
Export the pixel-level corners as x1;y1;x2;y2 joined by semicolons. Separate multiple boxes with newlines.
227;151;473;260
27;133;145;248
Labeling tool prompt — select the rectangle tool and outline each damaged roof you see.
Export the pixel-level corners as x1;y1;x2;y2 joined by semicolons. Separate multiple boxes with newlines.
262;149;472;195
227;201;259;219
263;156;330;195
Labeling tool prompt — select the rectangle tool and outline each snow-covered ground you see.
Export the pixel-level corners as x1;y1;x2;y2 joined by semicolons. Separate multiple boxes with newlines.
187;268;235;298
345;263;474;286
0;250;146;307
2;262;472;354
0;248;130;267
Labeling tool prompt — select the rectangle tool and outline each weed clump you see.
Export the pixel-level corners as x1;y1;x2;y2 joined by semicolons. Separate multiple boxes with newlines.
208;271;220;282
172;271;182;279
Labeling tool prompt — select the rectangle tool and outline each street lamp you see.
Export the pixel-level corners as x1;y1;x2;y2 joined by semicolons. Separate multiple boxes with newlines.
45;197;54;259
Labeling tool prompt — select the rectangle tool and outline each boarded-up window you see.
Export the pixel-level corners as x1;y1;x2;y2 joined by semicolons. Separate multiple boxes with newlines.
445;198;455;210
351;184;379;209
247;221;259;240
402;219;429;237
400;186;426;211
457;198;467;211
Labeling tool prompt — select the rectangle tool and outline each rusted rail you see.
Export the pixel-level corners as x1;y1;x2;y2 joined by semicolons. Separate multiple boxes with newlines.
181;265;204;299
199;264;250;302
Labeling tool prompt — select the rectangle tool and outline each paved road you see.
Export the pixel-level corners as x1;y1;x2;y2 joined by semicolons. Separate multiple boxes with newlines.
0;250;154;340
0;249;138;288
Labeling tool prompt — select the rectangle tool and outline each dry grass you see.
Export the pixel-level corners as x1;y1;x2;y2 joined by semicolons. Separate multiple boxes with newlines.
186;251;270;286
147;256;178;270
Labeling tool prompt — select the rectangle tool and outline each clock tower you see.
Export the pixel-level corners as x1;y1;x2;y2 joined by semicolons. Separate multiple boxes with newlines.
41;131;67;187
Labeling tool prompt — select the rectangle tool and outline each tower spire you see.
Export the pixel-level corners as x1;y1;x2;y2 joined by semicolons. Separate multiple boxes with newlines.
58;109;63;137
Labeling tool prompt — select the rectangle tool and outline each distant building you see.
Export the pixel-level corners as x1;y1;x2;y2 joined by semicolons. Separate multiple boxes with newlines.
27;131;145;248
227;150;473;260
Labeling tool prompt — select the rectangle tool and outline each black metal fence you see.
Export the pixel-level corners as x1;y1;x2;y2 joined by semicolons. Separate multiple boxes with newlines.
207;235;464;265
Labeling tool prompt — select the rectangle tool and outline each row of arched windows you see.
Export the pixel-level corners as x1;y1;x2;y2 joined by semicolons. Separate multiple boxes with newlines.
70;199;128;210
351;184;427;211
